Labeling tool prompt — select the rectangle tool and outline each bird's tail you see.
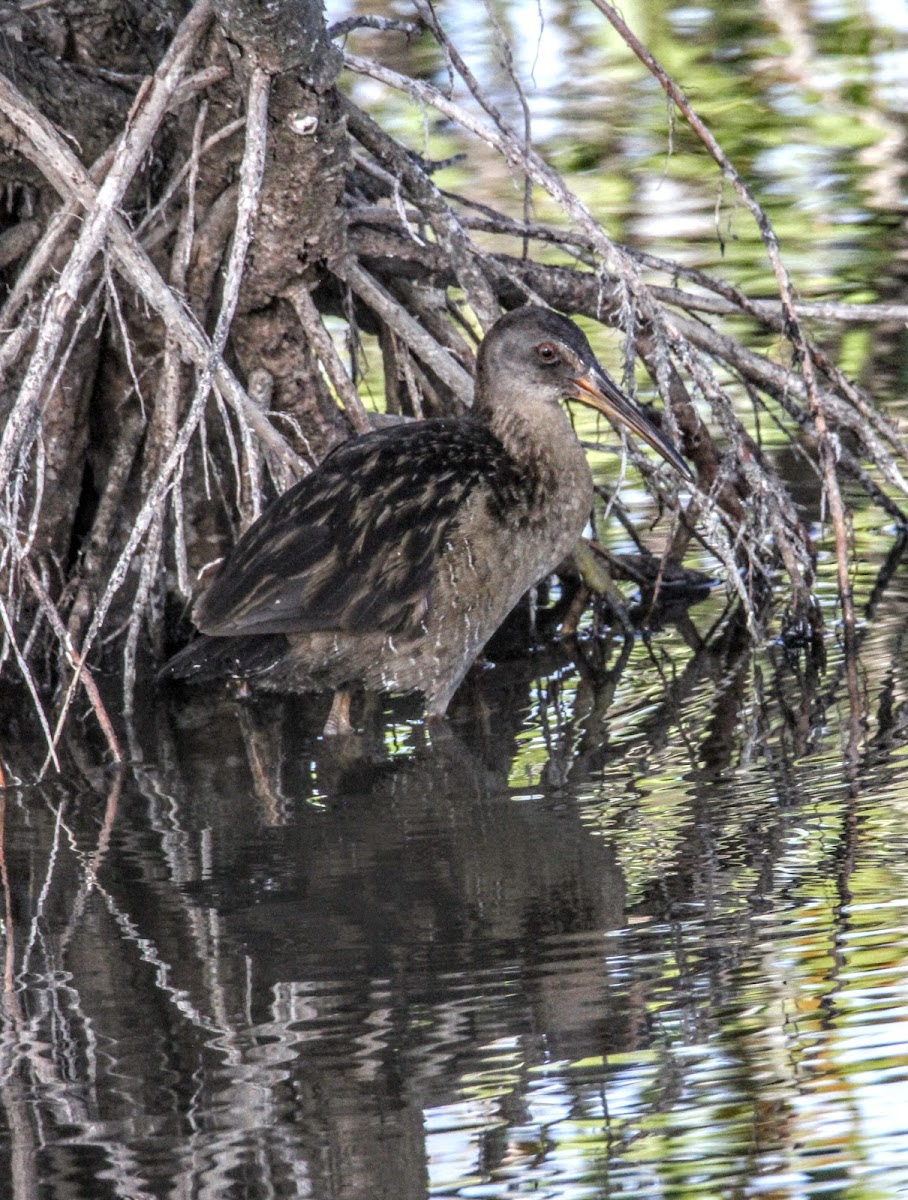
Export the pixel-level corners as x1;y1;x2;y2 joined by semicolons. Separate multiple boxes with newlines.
158;633;288;684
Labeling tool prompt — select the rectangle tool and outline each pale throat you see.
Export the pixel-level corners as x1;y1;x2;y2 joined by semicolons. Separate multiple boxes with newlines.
488;395;585;460
485;396;594;521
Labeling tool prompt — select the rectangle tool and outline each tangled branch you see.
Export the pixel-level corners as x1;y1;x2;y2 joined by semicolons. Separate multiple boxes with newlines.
0;0;903;772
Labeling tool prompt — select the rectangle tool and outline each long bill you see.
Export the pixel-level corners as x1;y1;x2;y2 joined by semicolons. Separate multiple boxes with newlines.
571;370;693;481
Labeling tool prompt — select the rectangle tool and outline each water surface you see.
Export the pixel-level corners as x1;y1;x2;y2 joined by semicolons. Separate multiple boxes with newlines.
4;1;908;1196
3;544;908;1197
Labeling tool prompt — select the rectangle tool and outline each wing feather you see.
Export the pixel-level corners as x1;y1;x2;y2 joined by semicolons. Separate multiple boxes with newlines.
195;420;509;637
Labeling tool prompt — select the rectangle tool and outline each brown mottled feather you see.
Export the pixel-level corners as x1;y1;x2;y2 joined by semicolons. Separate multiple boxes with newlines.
195;420;526;638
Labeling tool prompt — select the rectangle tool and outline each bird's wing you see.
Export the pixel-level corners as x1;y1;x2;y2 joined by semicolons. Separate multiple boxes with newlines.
195;420;510;637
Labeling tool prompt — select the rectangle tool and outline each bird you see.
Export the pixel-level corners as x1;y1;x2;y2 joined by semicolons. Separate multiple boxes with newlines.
160;305;692;734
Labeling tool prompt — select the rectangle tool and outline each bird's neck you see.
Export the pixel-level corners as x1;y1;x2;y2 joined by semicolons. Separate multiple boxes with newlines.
487;399;583;469
483;401;593;521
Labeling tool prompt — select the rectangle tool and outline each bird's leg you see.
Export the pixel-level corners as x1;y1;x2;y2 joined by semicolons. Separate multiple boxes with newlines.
570;538;632;634
425;713;454;746
324;688;353;736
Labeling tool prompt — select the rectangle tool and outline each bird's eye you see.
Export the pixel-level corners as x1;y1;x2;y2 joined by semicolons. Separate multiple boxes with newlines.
536;342;558;364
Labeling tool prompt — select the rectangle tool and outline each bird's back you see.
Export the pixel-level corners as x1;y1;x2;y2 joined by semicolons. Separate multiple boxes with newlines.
194;418;529;641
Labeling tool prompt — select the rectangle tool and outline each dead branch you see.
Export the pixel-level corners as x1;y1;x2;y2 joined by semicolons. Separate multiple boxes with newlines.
0;0;904;771
0;0;215;493
286;284;372;434
0;71;301;485
334;257;475;404
590;0;857;657
75;64;273;729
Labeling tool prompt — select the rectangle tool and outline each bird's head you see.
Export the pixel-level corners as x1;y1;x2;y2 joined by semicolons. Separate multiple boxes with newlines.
475;306;692;480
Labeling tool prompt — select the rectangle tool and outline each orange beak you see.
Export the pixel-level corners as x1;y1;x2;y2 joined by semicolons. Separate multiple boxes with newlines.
570;370;693;481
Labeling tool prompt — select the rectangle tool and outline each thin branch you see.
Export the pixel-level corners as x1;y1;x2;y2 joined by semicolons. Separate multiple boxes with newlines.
328;15;421;39
61;66;274;741
123;100;210;711
136;116;245;239
13;558;123;772
342;51;633;282
286;284;373;433
589;0;856;651
0;589;59;772
342;93;498;328
0;71;300;486
334;257;474;404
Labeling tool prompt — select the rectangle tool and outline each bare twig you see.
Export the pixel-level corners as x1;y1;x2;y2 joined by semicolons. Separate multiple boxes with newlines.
14;557;123;772
0;589;59;771
334;257;475;404
64;66;273;737
342;93;498;328
0;71;301;485
286;284;373;433
328;15;421;39
136;116;246;241
0;149;115;345
342;51;633;283
123;100;210;711
588;0;856;653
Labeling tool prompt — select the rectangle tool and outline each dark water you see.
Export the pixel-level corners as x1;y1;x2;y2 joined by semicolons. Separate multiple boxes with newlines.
4;0;908;1196
2;542;908;1197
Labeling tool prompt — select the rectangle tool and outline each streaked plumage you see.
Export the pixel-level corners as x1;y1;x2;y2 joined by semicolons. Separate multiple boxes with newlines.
161;306;691;731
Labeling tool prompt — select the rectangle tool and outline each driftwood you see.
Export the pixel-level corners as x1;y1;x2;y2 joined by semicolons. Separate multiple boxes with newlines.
0;0;904;772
